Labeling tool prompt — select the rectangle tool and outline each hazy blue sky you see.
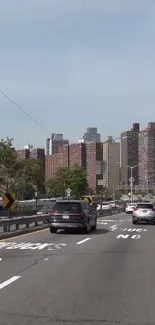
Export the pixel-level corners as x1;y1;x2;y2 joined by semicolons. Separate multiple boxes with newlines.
1;0;155;148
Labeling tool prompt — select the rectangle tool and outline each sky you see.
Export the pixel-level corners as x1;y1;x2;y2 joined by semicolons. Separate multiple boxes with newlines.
0;0;155;149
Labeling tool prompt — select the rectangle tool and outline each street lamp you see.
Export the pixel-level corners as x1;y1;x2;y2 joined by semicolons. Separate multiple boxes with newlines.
117;162;144;203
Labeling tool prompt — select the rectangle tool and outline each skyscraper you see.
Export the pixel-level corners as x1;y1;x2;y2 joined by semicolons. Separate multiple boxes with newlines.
103;137;120;191
121;123;139;186
139;122;155;190
46;133;69;155
83;127;101;142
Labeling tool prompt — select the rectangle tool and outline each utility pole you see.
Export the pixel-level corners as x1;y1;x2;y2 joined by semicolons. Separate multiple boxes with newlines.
112;185;115;201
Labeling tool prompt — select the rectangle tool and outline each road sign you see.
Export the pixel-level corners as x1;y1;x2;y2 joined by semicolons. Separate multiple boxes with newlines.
66;188;71;197
3;193;16;209
84;196;93;205
129;177;135;182
98;179;104;186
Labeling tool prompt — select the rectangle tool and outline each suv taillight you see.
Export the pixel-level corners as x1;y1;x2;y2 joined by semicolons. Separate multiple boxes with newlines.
152;208;155;211
134;208;138;211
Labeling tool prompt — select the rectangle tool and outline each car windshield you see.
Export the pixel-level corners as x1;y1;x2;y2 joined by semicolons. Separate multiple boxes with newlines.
40;205;53;211
54;202;82;213
137;203;153;209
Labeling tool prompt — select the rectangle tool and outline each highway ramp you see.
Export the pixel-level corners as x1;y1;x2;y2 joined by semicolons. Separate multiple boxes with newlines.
0;212;155;324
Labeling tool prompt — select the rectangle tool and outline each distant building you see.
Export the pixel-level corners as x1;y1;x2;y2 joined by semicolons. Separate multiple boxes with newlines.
46;133;69;155
69;143;86;168
139;122;155;189
121;123;139;186
85;142;103;194
103;136;120;191
45;154;63;180
78;127;101;143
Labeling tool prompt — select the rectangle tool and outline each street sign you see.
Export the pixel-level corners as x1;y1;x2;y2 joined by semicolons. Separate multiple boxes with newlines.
66;188;71;197
129;177;135;182
98;179;104;186
3;193;16;209
84;196;93;205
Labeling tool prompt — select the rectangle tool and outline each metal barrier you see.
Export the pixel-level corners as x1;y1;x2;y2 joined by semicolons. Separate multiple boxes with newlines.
0;207;125;234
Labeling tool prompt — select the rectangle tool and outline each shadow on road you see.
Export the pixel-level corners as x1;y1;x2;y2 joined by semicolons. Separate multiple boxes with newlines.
91;228;110;235
57;228;110;235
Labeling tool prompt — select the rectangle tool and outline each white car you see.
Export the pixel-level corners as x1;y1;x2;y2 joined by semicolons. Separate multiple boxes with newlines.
97;202;112;210
125;203;137;214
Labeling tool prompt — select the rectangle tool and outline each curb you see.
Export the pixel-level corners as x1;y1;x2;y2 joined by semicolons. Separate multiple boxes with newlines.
0;224;49;240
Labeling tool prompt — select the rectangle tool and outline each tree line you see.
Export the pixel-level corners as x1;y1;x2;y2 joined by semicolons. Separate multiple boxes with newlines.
0;138;89;200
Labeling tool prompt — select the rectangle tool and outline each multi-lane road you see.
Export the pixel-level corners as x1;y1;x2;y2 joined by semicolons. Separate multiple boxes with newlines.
0;212;155;324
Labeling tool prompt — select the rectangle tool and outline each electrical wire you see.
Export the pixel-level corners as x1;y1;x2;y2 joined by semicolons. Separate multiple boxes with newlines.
0;88;52;135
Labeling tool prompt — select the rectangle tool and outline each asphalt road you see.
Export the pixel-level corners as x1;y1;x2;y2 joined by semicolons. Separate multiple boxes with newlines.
0;212;155;324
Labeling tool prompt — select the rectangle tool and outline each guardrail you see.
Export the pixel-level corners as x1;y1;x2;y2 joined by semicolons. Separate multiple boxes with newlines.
0;207;125;239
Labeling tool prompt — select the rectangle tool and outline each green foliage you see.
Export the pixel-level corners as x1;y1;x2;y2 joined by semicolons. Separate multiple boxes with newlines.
0;138;23;191
0;138;45;196
46;165;89;199
16;183;35;200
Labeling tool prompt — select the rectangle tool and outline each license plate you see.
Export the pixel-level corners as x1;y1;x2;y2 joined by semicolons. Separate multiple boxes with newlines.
63;215;69;219
142;210;147;213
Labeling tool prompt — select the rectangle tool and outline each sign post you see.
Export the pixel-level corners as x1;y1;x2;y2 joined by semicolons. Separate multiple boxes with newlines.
3;192;16;218
66;188;71;199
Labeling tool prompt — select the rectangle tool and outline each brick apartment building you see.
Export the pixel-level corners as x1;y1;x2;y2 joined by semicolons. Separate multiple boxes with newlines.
121;123;139;186
139;122;155;189
45;142;103;194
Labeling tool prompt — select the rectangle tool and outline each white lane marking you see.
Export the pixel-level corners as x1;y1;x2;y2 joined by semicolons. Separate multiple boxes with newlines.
0;258;2;261
77;238;91;245
121;228;148;232
110;225;118;231
116;234;141;239
0;242;67;251
0;276;21;290
44;258;49;261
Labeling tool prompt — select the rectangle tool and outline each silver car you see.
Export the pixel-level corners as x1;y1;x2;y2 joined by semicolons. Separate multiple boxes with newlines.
132;202;155;224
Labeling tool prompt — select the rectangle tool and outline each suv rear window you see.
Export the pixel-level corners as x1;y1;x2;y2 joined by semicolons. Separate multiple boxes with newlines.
53;202;82;213
137;203;153;209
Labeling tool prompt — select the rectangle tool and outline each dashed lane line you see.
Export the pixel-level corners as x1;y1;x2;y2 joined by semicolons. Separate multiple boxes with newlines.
0;276;21;290
77;238;91;245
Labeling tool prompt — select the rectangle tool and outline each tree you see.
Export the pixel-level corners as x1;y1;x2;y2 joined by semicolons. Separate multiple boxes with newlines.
22;158;45;193
0;138;23;191
69;165;88;199
16;182;35;200
46;165;89;199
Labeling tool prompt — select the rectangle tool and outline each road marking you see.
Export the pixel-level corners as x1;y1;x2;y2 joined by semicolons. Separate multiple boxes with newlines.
110;225;117;231
0;228;48;241
0;258;2;261
121;228;148;232
116;234;141;239
0;242;67;250
0;276;21;290
77;238;91;245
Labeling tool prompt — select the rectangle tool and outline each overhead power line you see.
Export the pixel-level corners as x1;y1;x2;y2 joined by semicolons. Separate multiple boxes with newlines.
0;89;52;135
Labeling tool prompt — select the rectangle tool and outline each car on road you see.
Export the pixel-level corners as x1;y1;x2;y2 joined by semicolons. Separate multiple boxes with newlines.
36;204;54;216
49;200;97;234
125;203;137;214
132;202;155;224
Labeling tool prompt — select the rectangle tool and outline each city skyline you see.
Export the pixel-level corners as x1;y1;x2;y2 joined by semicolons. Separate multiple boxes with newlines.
1;1;155;148
16;121;155;194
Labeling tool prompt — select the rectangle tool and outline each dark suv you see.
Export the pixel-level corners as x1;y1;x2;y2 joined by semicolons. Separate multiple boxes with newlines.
49;200;97;234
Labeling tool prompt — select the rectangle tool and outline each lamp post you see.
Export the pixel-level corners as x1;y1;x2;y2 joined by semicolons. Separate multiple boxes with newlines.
118;162;144;203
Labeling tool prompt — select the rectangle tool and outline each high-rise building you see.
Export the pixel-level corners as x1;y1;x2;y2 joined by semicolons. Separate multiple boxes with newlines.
103;136;120;191
121;123;139;186
85;142;103;193
45;154;63;180
139;122;155;189
46;133;69;155
69;143;86;168
83;127;101;142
